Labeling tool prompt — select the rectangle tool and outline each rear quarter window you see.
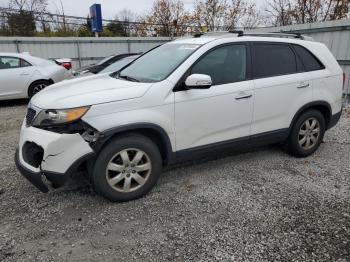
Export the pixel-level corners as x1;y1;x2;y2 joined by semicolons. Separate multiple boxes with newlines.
292;45;325;71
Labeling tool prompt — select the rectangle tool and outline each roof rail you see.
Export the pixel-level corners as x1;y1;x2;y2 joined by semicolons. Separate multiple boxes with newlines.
192;31;312;40
193;30;243;38
243;32;310;40
193;33;204;38
228;30;244;36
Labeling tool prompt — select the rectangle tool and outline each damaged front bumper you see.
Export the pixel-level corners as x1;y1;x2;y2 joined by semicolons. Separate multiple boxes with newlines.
15;121;94;192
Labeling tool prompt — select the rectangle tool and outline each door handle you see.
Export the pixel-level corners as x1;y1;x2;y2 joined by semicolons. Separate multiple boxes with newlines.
235;93;252;100
297;83;310;89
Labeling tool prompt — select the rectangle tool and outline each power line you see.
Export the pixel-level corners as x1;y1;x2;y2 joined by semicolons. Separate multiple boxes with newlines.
0;7;193;28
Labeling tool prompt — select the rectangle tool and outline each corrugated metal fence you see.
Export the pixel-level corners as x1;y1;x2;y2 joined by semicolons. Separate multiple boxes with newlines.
0;37;171;69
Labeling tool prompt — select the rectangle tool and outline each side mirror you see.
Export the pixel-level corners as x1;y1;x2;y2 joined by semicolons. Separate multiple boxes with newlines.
185;74;212;89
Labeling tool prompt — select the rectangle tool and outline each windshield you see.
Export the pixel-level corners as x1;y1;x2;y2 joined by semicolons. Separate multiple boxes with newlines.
100;55;139;74
97;55;114;66
118;43;201;83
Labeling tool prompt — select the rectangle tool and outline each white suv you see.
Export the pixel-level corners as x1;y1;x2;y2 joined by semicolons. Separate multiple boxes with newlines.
15;32;344;202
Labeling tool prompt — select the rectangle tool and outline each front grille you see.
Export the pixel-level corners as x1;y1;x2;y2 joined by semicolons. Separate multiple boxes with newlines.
26;108;36;126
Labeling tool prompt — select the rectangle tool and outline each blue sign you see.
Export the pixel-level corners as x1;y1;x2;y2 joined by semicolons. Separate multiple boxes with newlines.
90;4;103;32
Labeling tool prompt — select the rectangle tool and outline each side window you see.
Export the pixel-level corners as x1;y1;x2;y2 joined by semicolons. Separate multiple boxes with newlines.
21;59;32;67
0;57;21;69
253;43;297;78
292;45;325;71
191;44;246;85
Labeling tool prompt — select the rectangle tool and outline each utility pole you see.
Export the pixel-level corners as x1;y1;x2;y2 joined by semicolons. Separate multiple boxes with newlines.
172;19;178;40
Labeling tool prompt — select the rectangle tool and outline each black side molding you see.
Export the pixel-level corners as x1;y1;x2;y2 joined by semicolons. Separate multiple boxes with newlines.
174;129;289;163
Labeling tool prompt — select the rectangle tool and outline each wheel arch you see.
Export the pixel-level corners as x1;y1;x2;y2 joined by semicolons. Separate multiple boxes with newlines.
94;123;174;165
289;101;332;131
27;79;54;97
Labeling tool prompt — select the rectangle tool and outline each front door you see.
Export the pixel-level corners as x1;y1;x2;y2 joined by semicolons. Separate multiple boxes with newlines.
174;44;254;151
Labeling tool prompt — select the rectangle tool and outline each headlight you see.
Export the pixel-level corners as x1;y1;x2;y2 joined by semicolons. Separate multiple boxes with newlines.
33;106;90;126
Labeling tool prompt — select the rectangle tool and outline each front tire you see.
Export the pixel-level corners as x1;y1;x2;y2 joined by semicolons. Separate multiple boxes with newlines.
92;134;162;202
285;109;326;157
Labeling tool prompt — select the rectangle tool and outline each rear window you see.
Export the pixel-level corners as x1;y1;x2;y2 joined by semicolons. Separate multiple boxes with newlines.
253;43;297;78
292;45;325;71
97;55;114;66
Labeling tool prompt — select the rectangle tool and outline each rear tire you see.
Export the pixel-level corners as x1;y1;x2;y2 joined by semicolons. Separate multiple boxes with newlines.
285;109;325;157
28;80;51;98
92;134;162;202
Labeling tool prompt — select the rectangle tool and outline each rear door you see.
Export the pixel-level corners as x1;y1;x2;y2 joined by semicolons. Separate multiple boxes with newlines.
251;42;313;136
0;56;35;98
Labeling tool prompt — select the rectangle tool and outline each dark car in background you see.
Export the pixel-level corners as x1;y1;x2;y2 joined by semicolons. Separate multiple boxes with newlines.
75;54;140;78
73;53;140;77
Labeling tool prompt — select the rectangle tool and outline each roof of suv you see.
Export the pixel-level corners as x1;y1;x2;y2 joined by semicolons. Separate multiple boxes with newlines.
173;31;343;76
173;32;315;46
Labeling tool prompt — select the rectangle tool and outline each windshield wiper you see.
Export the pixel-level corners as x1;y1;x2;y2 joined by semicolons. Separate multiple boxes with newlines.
118;74;140;82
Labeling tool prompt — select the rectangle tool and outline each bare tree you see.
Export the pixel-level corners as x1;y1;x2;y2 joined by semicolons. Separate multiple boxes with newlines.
194;0;227;31
114;9;137;36
240;2;263;29
324;0;349;21
266;0;350;26
194;0;261;31
51;0;76;35
9;0;47;12
329;0;350;20
146;0;189;36
223;0;262;30
265;0;293;26
8;0;48;35
223;0;246;30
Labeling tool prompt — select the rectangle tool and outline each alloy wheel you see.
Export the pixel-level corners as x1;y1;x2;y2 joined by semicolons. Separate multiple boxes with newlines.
106;148;152;193
32;83;48;95
298;117;321;150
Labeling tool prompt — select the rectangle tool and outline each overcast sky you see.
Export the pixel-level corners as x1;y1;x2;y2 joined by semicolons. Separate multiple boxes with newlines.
0;0;195;19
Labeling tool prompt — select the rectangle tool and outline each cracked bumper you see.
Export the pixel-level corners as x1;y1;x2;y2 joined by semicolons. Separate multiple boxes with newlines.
16;121;94;192
15;148;50;193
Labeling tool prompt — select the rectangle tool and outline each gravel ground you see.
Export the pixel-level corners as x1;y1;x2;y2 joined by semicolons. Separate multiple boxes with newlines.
0;100;349;262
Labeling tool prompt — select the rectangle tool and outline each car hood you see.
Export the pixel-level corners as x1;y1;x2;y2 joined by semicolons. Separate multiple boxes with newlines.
31;73;153;109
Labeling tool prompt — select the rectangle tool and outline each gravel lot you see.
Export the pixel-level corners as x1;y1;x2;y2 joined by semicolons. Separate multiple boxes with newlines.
0;100;349;262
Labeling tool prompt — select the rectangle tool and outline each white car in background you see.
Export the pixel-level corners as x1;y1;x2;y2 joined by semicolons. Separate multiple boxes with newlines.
0;53;72;100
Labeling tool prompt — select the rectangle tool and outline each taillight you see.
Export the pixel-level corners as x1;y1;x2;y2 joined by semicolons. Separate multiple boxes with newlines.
62;62;72;70
343;72;346;90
